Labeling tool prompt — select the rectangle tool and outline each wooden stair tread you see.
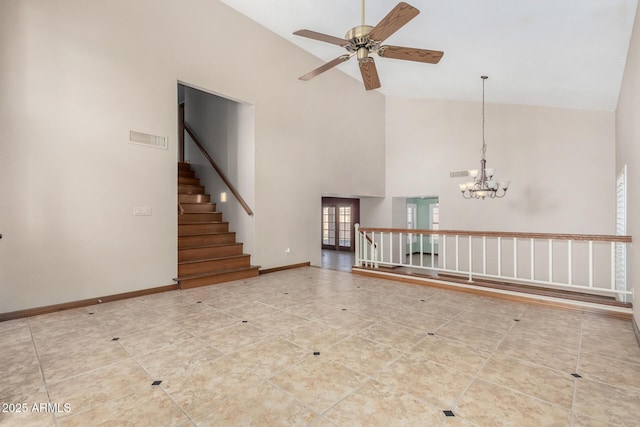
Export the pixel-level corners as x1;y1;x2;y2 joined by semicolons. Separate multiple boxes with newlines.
179;221;227;225
174;265;260;281
178;243;242;251
178;254;250;266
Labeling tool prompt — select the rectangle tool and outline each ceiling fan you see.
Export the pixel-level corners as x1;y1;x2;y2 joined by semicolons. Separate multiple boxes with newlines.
293;1;444;91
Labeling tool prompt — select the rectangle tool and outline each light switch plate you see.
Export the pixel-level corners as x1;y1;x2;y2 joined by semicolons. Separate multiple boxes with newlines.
133;207;152;216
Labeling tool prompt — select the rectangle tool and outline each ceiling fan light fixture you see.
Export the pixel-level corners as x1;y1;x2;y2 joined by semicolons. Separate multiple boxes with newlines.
293;2;443;91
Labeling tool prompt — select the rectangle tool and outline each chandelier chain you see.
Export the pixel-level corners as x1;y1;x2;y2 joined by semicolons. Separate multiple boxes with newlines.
481;76;487;160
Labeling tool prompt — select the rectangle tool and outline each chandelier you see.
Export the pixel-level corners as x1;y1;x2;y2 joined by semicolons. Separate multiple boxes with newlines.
459;76;510;199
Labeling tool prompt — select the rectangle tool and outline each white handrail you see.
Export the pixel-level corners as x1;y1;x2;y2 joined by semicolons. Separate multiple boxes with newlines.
354;226;632;301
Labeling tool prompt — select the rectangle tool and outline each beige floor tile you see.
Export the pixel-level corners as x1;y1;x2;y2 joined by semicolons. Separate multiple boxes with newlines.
397;299;464;319
495;335;578;372
581;314;634;335
4;267;638;425
248;311;310;335
98;312;176;337
435;321;506;352
221;301;281;320
580;331;640;364
326;336;403;377
47;359;150;418
407;335;491;375
0;354;44;400
571;413;618;427
194;381;316;426
198;322;271;354
507;319;581;350
33;329;112;358
519;305;583;325
281;321;352;352
161;355;262;418
0;318;29;333
284;302;345;319
356;320;428;352
376;309;449;332
39;339;131;382
578;352;640;392
308;416;339;427
325;380;444;427
463;300;528;320
135;337;221;380
573;378;640;426
318;310;378;332
29;316;104;341
254;292;303;309
0;390;55;427
229;337;309;378
58;386;188;427
156;300;221;321
177;309;238;336
477;353;575;408
270;357;367;413
375;356;473;409
0;324;33;348
117;324;194;357
453;310;517;333
455;379;570;427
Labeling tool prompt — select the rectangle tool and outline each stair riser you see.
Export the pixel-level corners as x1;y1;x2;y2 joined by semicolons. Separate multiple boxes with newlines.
178;212;222;223
178;185;205;195
178;256;251;275
179;268;259;289
178;163;192;171
178;233;236;248
178;170;195;178
178;213;223;223
179;223;229;235
178;177;200;185
179;194;211;203
178;244;243;262
181;203;216;213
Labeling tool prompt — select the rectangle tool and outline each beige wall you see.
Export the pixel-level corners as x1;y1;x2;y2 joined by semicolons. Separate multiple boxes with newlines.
384;96;616;235
616;4;640;324
0;0;385;313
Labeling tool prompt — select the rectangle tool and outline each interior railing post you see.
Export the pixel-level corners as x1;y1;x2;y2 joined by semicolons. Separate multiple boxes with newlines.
548;239;553;283
610;241;616;293
355;223;361;267
588;240;594;288
468;235;473;281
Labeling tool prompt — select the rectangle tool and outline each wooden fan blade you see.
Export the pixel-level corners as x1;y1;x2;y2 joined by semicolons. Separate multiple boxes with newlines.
299;55;351;81
359;59;381;91
293;29;350;47
378;45;444;64
368;2;419;43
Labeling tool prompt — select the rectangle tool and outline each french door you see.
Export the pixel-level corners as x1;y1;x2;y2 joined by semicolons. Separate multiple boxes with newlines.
322;198;359;251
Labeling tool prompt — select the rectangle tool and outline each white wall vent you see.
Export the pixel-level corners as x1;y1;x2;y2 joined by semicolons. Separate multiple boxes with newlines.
129;131;168;150
449;171;470;178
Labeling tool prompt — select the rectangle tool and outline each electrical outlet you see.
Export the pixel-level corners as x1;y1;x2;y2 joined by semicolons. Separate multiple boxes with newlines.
133;207;152;216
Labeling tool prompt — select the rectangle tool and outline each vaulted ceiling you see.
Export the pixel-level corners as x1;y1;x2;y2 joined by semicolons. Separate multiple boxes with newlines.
219;0;638;110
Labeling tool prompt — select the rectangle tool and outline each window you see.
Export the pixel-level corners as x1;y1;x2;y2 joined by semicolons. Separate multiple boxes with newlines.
338;206;352;247
322;206;336;245
431;203;440;238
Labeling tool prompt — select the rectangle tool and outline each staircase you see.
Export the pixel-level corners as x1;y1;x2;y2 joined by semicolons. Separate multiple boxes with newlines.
175;162;259;289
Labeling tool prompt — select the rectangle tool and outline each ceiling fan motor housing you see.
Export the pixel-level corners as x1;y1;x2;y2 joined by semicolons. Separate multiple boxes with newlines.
346;25;378;61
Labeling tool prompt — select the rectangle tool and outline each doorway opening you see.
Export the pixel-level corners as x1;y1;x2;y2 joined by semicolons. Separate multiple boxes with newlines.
321;197;360;271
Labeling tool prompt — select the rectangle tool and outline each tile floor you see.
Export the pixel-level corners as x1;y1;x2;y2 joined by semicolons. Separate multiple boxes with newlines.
1;267;640;426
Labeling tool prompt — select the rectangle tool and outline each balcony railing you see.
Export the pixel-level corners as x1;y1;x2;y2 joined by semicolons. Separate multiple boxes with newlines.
355;225;632;301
